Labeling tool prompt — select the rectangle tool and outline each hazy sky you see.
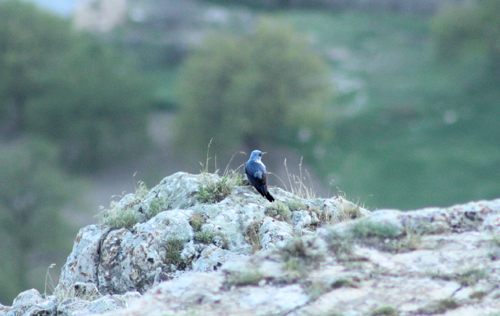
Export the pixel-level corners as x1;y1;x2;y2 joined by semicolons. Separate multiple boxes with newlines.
28;0;74;15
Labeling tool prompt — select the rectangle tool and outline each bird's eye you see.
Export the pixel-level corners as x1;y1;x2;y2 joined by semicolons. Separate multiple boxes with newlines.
259;153;262;156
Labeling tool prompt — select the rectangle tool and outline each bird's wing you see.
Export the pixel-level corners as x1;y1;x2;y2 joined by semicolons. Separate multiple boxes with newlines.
246;160;265;180
261;172;268;186
253;170;263;179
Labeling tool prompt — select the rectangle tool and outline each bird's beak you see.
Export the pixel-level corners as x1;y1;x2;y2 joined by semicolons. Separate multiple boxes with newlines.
262;152;267;155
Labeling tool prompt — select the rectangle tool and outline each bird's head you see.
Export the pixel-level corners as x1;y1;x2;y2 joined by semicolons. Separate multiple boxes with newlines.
250;150;265;161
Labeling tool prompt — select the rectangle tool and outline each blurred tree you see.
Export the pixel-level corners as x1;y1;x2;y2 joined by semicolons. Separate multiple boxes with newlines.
110;0;198;70
0;0;155;172
199;0;445;14
431;0;500;77
0;138;82;304
175;20;334;158
27;36;153;171
0;0;72;138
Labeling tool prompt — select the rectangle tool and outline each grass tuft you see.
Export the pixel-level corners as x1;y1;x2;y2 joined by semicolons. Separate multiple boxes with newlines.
370;306;398;316
271;157;316;199
469;291;487;300
305;276;358;301
304;279;330;300
226;269;263;287
281;237;324;272
319;196;364;226
459;268;487;286
323;229;354;260
197;141;250;203
287;200;308;212
189;213;206;232
96;180;150;229
416;298;459;315
99;206;143;229
44;263;56;297
197;176;232;204
163;238;185;271
264;201;291;222
244;220;262;253
436;298;459;312
149;196;169;217
193;225;230;249
350;220;400;239
134;180;149;199
331;278;358;289
228;171;246;186
194;231;214;244
427;267;487;286
347;220;421;253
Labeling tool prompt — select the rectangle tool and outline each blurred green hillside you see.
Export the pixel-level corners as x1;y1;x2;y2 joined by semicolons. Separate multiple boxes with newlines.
1;0;499;305
271;8;500;210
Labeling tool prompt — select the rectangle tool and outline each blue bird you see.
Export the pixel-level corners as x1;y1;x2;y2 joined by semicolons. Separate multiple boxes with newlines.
245;150;275;202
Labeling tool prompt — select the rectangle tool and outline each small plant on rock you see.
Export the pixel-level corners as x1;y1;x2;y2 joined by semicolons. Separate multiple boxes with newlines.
162;238;186;271
97;180;149;229
227;171;246;186
193;226;230;249
149;196;169;217
99;206;142;229
370;306;398;316
194;231;214;244
44;263;57;297
338;200;363;220
189;213;206;232
416;298;459;314
265;201;291;222
225;269;264;288
323;229;353;259
304;279;331;300
197;177;232;204
319;193;365;226
281;237;324;272
469;291;487;300
244;220;262;253
134;180;149;199
348;220;420;253
213;233;230;249
287;200;307;212
458;268;487;286
304;277;358;301
282;157;316;199
427;267;487;286
487;234;500;260
435;298;459;313
350;220;400;239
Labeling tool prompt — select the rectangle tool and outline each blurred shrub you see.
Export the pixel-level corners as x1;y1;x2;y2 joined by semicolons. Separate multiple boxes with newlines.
27;36;153;171
0;0;155;172
175;19;334;157
0;0;72;136
431;0;500;76
0;138;84;304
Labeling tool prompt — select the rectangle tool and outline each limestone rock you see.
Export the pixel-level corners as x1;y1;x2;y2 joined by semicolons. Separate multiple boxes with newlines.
5;171;500;316
102;198;500;316
55;225;110;299
97;210;194;294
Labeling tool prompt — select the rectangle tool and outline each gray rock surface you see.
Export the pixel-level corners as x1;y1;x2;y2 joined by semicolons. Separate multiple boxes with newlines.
105;198;500;316
2;171;499;316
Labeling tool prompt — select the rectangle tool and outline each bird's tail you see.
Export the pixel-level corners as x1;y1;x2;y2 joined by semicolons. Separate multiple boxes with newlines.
265;191;275;202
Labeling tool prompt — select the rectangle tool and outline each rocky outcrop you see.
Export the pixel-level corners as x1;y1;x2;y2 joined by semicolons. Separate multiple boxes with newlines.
103;198;500;316
2;171;500;316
